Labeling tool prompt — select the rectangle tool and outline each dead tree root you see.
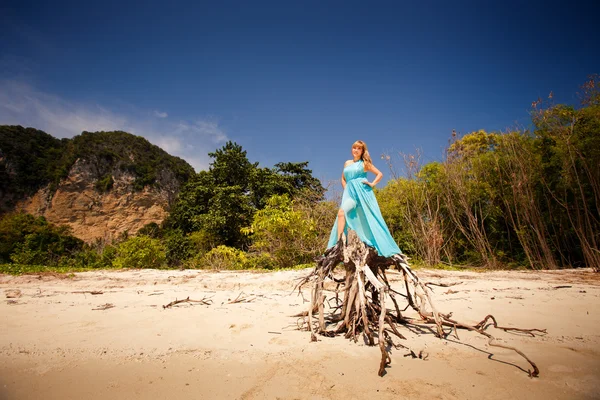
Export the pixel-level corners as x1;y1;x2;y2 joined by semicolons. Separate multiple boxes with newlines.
296;230;545;378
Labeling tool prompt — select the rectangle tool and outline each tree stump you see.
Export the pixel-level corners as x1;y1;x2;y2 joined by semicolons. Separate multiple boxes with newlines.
297;230;545;377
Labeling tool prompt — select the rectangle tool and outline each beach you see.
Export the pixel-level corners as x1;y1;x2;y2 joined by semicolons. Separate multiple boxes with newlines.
1;267;599;400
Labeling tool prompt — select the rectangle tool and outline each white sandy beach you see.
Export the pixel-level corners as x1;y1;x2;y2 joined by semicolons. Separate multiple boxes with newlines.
1;268;599;400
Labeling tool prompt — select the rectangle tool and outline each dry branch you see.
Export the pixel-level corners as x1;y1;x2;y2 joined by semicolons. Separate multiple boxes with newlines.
92;303;115;310
425;281;462;288
227;292;256;304
73;290;104;295
297;230;545;378
163;296;213;309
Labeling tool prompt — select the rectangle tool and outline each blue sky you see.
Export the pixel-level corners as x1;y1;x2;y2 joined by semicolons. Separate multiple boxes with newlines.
1;0;598;191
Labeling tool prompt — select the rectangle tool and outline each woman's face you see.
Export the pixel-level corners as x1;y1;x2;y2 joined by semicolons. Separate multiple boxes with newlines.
351;144;363;160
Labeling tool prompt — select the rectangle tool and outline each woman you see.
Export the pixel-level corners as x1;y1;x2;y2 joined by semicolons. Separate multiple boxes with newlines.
326;140;402;257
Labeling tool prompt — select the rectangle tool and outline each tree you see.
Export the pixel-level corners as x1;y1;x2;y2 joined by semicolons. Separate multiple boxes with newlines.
165;141;325;251
165;171;215;233
532;89;600;270
273;162;325;198
208;141;255;189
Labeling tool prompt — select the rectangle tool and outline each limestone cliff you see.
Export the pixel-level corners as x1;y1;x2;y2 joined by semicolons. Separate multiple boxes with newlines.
15;158;181;242
1;126;195;242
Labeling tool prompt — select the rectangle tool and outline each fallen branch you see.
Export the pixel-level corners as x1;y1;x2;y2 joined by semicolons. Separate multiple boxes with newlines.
163;296;213;309
73;290;104;295
227;292;255;304
92;303;115;310
425;281;463;288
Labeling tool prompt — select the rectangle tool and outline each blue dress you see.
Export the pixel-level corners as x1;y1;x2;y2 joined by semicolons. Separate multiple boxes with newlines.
326;160;402;257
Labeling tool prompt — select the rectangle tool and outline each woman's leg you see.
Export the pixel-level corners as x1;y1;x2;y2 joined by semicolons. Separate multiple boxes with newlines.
337;196;356;241
337;208;346;240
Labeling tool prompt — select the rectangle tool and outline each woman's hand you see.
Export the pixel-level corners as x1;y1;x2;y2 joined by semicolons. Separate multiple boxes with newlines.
364;162;383;187
362;180;374;188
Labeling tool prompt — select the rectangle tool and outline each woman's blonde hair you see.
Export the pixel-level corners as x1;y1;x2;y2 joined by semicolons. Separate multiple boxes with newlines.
353;140;373;169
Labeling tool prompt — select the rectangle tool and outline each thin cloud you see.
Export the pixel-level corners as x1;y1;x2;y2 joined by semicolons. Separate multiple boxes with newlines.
174;120;228;144
154;110;168;118
0;79;228;171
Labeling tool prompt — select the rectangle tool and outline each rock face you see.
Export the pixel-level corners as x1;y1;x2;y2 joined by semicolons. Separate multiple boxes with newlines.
14;159;180;243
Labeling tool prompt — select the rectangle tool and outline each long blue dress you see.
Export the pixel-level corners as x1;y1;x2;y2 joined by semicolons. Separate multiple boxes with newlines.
326;160;402;257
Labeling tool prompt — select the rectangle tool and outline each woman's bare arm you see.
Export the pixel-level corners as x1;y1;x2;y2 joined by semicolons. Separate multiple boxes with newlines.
342;160;353;189
363;163;383;187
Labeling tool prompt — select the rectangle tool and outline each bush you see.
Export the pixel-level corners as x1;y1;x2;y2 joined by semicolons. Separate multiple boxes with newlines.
164;229;192;266
57;243;118;269
195;245;247;270
100;244;118;266
1;213;83;265
112;236;166;269
243;252;277;270
95;174;114;193
244;194;327;268
10;243;49;265
187;229;220;257
137;222;162;238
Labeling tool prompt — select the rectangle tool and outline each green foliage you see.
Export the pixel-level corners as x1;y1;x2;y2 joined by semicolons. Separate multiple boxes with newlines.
71;130;195;191
95;174;114;193
165;141;324;250
248;162;325;209
242;252;277;270
112;235;166;269
209;141;255;188
0;126;66;203
166;171;214;233
137;222;162;238
273;162;325;197
0;213;83;265
10;245;49;265
0;263;90;275
0;126;195;209
164;229;193;266
195;245;248;270
100;244;118;266
187;229;220;257
244;194;323;268
375;78;600;270
197;185;255;248
57;243;117;269
530;97;600;269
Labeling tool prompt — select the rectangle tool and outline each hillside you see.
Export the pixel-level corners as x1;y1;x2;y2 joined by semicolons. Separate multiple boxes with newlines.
0;125;195;242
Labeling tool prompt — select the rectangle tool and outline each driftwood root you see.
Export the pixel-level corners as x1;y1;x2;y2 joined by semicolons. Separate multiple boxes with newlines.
296;230;545;378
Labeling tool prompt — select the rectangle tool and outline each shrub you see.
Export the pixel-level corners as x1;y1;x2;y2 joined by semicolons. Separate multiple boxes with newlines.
243;252;277;270
195;245;247;270
57;243;118;269
188;229;220;257
10;243;49;265
137;222;162;238
164;229;192;266
112;236;166;269
1;213;83;265
95;174;114;193
244;194;327;268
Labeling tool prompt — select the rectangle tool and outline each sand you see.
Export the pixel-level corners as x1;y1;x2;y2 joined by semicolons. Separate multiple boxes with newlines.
1;267;599;400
